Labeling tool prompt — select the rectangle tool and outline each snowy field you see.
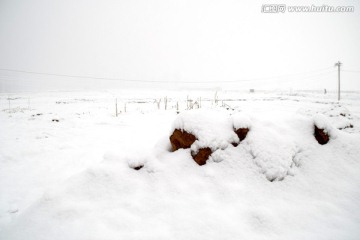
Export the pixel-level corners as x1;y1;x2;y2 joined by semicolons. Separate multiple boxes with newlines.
0;89;360;240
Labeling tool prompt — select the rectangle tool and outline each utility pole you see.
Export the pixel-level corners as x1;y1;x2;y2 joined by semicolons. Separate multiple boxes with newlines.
115;98;118;117
335;61;342;101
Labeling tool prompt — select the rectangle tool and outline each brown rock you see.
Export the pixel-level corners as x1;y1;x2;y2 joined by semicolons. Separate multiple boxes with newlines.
191;147;212;166
314;126;329;145
170;129;197;151
234;128;249;142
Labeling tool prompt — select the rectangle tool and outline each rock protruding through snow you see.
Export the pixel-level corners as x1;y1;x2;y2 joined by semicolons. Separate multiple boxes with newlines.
169;129;197;151
234;128;249;143
314;126;329;145
313;114;336;145
232;113;251;146
170;109;251;165
169;110;340;181
191;147;212;166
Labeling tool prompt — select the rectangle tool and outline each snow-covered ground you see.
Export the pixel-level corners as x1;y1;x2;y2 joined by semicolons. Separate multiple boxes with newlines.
0;89;360;240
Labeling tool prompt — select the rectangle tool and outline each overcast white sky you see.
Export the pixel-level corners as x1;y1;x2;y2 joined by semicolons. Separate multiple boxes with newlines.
0;0;359;92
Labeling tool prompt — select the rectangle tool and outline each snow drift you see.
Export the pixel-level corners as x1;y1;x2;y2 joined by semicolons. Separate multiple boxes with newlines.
169;109;336;181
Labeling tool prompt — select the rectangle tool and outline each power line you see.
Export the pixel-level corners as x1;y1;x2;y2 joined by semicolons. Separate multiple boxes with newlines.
0;70;336;87
287;70;335;82
343;69;360;73
221;67;334;83
235;69;335;85
0;66;334;84
0;68;164;83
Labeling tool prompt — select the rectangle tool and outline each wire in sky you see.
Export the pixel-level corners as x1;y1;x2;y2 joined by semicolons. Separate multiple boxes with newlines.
343;69;360;73
0;66;334;84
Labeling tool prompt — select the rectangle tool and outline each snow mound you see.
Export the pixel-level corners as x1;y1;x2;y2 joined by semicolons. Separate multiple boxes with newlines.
239;114;310;181
297;104;356;133
169;109;335;181
171;109;239;152
232;112;252;129
313;113;337;139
